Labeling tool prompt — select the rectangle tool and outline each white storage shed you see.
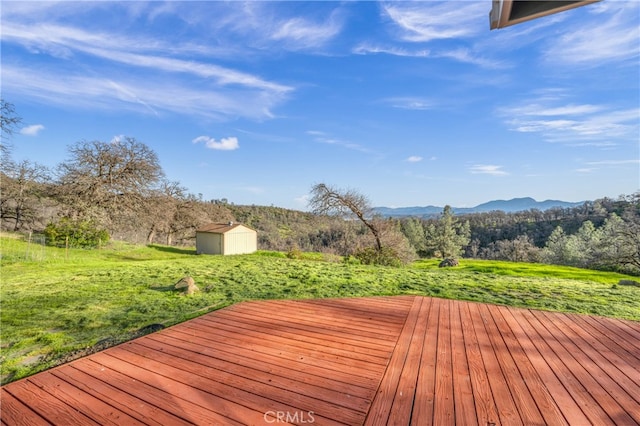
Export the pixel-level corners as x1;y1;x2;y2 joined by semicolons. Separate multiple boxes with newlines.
195;222;257;255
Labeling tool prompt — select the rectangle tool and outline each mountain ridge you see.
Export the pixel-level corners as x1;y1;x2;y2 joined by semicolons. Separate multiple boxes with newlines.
374;197;585;217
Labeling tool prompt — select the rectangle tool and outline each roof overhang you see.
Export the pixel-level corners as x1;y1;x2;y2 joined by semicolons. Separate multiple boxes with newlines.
490;0;601;30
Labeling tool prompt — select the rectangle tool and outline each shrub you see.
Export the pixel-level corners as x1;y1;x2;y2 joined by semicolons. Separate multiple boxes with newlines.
286;244;303;259
43;218;110;248
439;258;460;267
353;246;402;267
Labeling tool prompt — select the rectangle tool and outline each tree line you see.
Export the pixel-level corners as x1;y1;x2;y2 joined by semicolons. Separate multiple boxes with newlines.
1;99;638;274
397;195;639;274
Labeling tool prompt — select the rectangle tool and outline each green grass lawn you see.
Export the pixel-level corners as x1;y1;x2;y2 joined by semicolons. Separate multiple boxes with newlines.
2;233;639;384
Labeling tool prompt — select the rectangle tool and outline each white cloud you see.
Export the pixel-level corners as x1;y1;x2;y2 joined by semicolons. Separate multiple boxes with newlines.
1;16;292;121
542;1;640;66
382;1;486;42
352;43;429;57
294;194;310;206
383;97;435;111
2;22;291;94
407;156;423;163
508;104;604;117
196;2;345;53
499;92;639;145
20;124;45;136
586;159;640;166
271;14;342;50
193;136;239;151
433;48;508;69
377;2;506;69
308;131;372;154
2;65;285;121
110;135;125;144
469;165;509;176
506;109;639;144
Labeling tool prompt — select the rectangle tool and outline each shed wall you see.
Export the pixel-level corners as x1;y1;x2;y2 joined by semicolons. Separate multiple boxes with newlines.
196;225;257;255
223;230;258;255
196;232;223;255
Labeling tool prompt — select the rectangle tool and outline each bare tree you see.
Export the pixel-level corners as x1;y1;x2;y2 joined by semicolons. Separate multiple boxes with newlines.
309;183;382;251
145;180;209;245
1;99;22;158
55;137;164;226
145;180;185;243
0;160;51;231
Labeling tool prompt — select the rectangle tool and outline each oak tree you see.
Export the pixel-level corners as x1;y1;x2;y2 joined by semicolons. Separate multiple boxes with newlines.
55;137;164;226
309;183;382;251
0;99;22;158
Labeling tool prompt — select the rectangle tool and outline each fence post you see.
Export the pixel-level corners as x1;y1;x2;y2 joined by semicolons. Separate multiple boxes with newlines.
26;231;32;260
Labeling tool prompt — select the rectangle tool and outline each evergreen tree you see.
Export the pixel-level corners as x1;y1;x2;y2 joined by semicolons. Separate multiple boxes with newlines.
424;205;470;259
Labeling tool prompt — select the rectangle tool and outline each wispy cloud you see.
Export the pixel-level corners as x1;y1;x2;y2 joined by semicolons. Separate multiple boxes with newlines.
2;22;292;94
499;91;639;145
507;103;605;117
352;43;429;57
542;1;639;67
382;97;436;111
1;12;293;121
2;65;286;121
294;194;310;206
360;46;507;69
382;1;486;42
469;165;509;176
406;156;423;163
432;48;509;69
586;159;640;166
270;14;343;50
377;2;505;69
576;159;639;173
20;124;45;136
307;131;372;154
193;136;240;151
207;2;345;52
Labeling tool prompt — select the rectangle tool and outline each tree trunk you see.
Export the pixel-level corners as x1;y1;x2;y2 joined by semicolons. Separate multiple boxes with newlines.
146;224;156;244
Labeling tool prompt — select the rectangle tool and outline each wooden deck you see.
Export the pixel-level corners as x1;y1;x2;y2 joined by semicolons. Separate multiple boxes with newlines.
2;296;639;425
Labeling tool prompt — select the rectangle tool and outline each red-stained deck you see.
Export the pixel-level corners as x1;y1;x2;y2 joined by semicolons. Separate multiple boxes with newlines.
2;296;639;425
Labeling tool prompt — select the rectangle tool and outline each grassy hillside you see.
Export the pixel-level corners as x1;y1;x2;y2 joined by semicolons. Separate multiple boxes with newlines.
2;233;639;384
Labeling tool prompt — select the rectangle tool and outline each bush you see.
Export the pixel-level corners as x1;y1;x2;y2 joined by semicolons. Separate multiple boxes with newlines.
286;244;303;259
439;258;460;267
43;218;109;248
353;246;403;267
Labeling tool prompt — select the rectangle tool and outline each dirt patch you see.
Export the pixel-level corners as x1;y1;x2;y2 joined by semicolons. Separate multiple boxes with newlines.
42;324;166;368
16;354;44;368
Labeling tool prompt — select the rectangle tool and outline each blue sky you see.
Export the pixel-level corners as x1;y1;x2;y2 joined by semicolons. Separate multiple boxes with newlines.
2;1;639;210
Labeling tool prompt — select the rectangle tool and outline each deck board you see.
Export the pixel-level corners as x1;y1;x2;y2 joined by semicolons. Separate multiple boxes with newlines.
469;301;524;425
450;300;479;426
2;296;639;425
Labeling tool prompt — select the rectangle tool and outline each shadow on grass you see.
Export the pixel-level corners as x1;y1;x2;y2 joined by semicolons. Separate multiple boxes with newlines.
147;244;197;255
105;253;149;261
149;285;176;292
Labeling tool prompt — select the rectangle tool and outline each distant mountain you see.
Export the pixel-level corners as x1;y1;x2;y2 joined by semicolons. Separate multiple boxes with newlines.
374;197;584;218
